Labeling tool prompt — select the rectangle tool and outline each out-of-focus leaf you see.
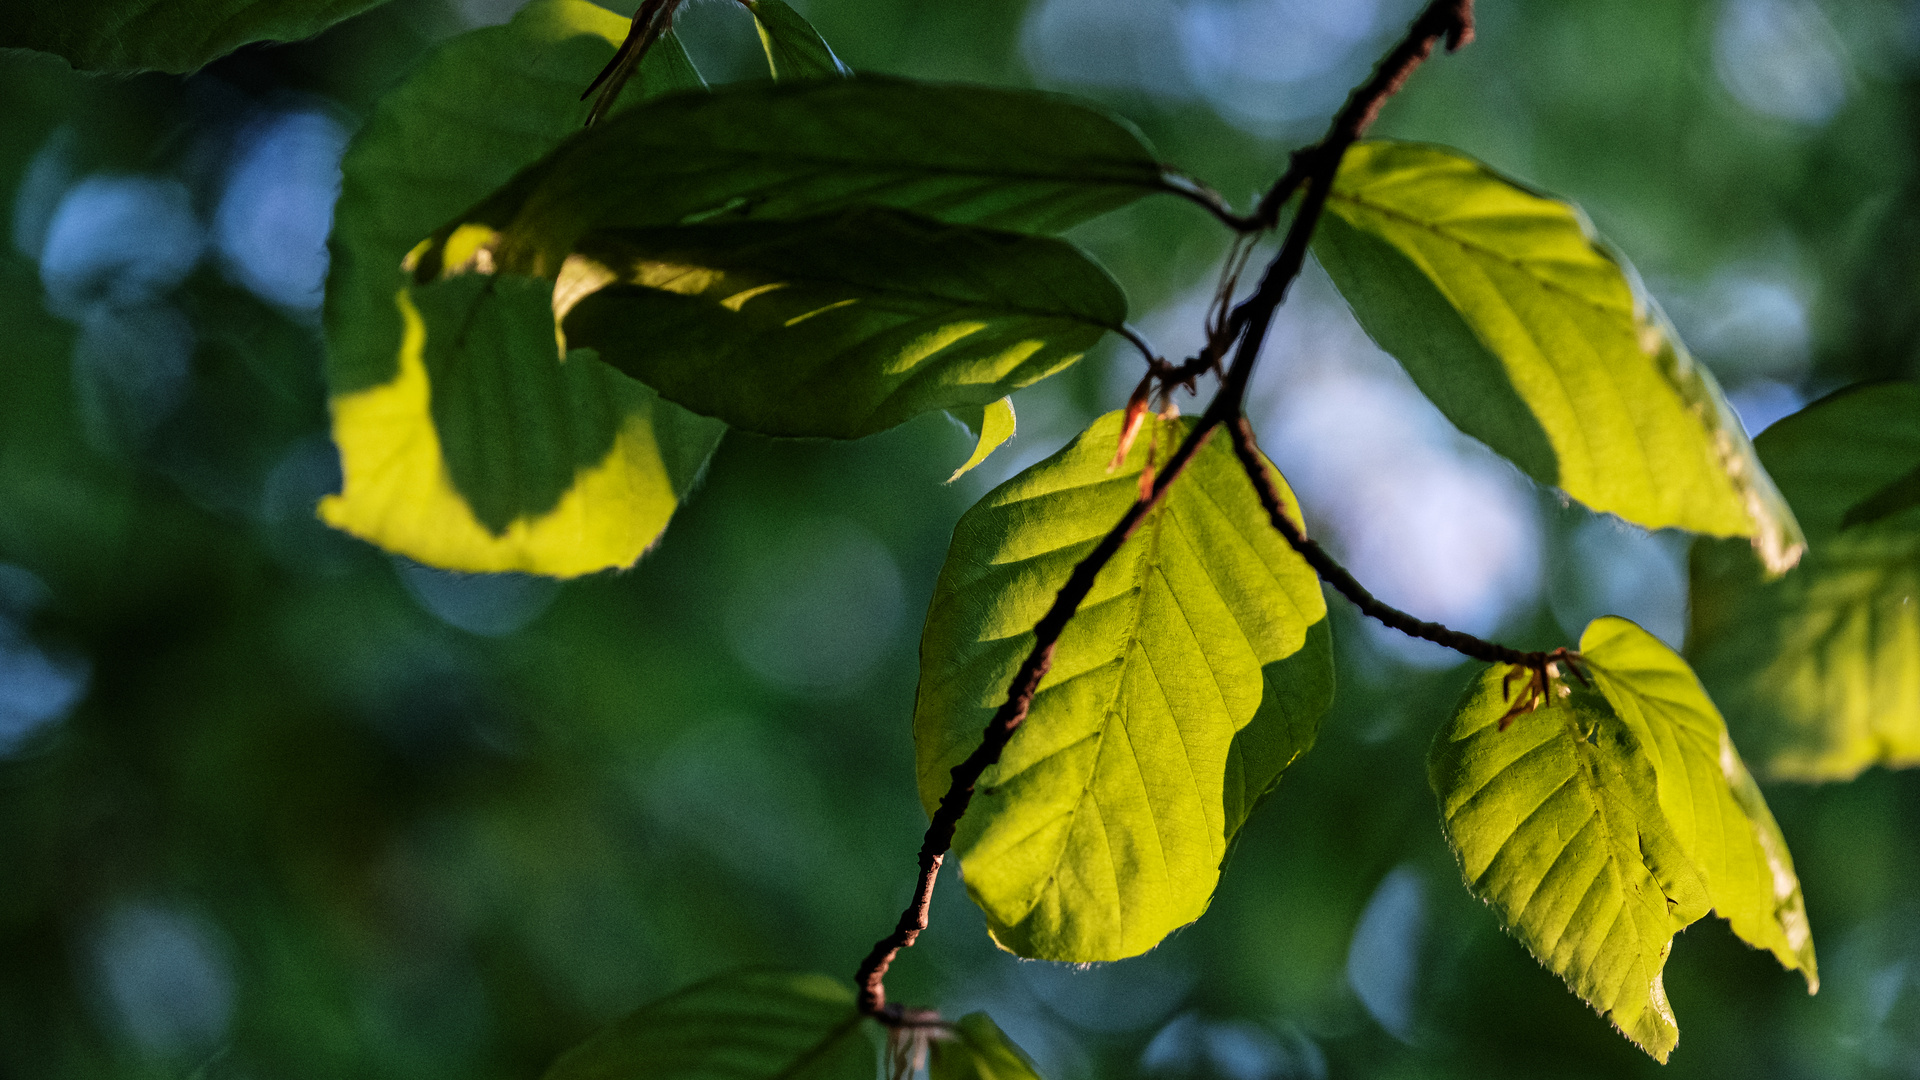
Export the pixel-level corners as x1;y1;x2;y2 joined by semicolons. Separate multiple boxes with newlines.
929;1013;1045;1080
1689;382;1920;781
915;411;1333;961
326;0;701;395
0;0;395;73
542;969;872;1080
1315;140;1803;574
1579;617;1816;990
320;274;722;577
1430;661;1711;1063
413;77;1181;280
947;398;1016;483
748;0;850;80
558;208;1124;438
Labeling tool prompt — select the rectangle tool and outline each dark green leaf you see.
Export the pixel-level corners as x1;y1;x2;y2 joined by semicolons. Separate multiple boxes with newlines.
0;0;394;73
1689;382;1920;781
915;411;1334;961
748;0;850;80
929;1013;1045;1080
1431;658;1710;1062
413;76;1180;280
558;208;1125;438
542;970;872;1080
1315;140;1803;574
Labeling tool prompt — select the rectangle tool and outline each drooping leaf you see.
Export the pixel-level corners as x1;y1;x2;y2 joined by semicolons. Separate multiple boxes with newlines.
319;1;720;577
412;77;1182;280
929;1013;1045;1080
1689;382;1920;781
947;398;1017;483
1314;140;1803;574
558;208;1125;438
1579;617;1816;989
542;969;872;1080
0;0;395;73
1430;663;1711;1062
915;411;1334;962
748;0;850;80
319;275;723;576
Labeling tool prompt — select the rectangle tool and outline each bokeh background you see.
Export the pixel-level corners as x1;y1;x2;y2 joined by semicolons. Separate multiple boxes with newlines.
2;0;1918;1076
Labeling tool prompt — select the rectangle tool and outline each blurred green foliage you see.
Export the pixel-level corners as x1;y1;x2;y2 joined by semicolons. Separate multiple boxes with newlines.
1;1;1917;1078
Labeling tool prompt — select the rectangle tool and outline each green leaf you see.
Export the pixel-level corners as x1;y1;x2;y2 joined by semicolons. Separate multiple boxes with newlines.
413;76;1180;281
0;0;395;73
542;969;872;1080
947;398;1017;483
1314;140;1803;574
1430;663;1711;1063
319;274;723;577
915;411;1334;961
1579;617;1816;990
557;208;1125;439
748;0;850;80
319;1;720;577
929;1013;1045;1080
1689;382;1920;781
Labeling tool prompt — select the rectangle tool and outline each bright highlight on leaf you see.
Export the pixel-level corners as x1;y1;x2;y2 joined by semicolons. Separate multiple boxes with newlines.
0;0;396;73
948;399;1017;483
1690;382;1920;781
929;1013;1045;1080
749;0;850;80
414;77;1182;280
1315;140;1804;574
1433;617;1814;1062
916;411;1334;962
558;208;1125;439
541;969;872;1080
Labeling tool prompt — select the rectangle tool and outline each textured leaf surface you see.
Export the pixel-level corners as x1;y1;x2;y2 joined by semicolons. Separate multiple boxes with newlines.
559;208;1125;438
929;1013;1045;1080
948;398;1017;483
414;77;1178;280
748;0;849;80
1315;140;1802;573
543;970;871;1080
318;2;720;577
1431;664;1711;1062
1580;617;1816;989
1690;382;1920;780
915;412;1334;961
0;0;392;73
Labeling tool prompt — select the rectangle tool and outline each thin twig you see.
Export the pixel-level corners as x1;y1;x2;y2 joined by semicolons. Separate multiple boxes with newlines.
855;0;1478;1022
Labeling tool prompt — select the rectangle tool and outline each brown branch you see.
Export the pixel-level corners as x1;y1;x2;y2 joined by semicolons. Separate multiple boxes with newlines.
856;0;1477;1023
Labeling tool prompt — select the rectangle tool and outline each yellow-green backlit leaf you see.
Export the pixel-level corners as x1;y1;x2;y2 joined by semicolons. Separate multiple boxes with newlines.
1580;617;1816;990
1315;141;1802;574
1430;664;1710;1062
929;1013;1045;1080
915;412;1334;961
542;970;871;1080
749;0;850;81
947;398;1017;483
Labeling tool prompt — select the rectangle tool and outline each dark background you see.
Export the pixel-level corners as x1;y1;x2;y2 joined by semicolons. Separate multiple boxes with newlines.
1;0;1916;1076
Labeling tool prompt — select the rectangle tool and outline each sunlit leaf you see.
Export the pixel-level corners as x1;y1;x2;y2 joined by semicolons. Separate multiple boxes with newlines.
557;208;1124;438
1689;382;1920;781
1430;660;1711;1062
947;398;1017;483
915;411;1334;961
749;0;850;80
1579;617;1816;990
319;275;722;576
1315;140;1803;574
413;77;1181;280
0;0;395;73
542;969;872;1080
319;1;719;577
929;1013;1045;1080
